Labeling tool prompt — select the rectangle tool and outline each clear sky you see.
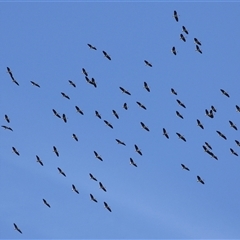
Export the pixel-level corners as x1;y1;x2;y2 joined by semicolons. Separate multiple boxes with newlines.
1;2;240;239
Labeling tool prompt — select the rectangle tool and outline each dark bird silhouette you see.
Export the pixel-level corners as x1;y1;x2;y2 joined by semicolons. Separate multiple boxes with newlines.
94;151;103;161
7;67;19;85
236;105;240;112
1;125;13;131
116;139;126;146
181;164;190;171
104;120;113;129
144;82;150;92
90;194;98;202
119;87;131;95
103;50;111;60
180;33;186;42
99;182;107;192
12;147;20;156
36;155;43;166
197;176;205;184
130;157;137;167
104;202;112;212
176;99;186;108
82;68;88;76
140;122;150;131
69;80;76;88
173;10;179;22
211;105;217;113
205;142;212;150
13;223;22;234
230;148;238;156
194;37;201;46
235;140;240;147
5;114;10;123
172;46;177;55
43;198;51;208
30;81;40;88
89;173;98;181
216;130;227;140
176;132;186;142
163;128;169;139
220;89;230;97
52;109;61;118
75;106;84;115
62;113;67;123
53;146;59;157
176;111;184;119
87;43;97;50
229;120;237;130
197;119;204;129
72;184;79;194
90;78;97;88
12;78;19;86
144;60;152;67
112;110;119;119
95;110;101;119
205;109;214;118
123;103;128;110
136;101;147;110
134;144;142;156
171;88;177;95
57;167;66;177
72;133;78;141
182;26;189;34
196;45;202;54
61;92;70;100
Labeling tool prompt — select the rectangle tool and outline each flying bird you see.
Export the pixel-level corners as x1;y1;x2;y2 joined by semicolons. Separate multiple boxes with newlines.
182;26;189;34
90;194;98;202
104;202;112;212
90;78;97;88
176;99;186;108
172;46;177;55
99;182;107;192
61;92;70;100
197;176;205;184
57;167;66;177
95;110;101;119
171;88;177;95
230;148;238;156
68;80;76;88
13;223;22;234
180;33;186;42
123;103;128;110
5;114;10;123
181;164;190;171
173;10;179;22
144;60;152;67
62;113;67;123
7;67;19;85
134;144;142;156
119;87;131;95
236;105;240;112
43;198;51;208
30;81;40;88
235;140;240;147
229;120;237;130
52;109;61;118
136;101;147;110
72;184;79;194
89;173;98;181
87;43;97;50
53;146;59;157
197;119;204;129
220;89;230;97
104;120;113;129
116;139;126;146
1;125;13;131
205;109;214;118
144;82;150;92
176;132;186;142
176;111;184;119
205;142;212;150
94;151;103;161
163;128;169;139
12;147;20;156
36;155;43;166
75;106;84;115
140;122;150;131
211;105;217;113
195;44;202;54
82;68;88;76
216;130;227;140
130;157;137;167
194;37;201;45
103;50;111;60
112;110;119;119
72;133;78;141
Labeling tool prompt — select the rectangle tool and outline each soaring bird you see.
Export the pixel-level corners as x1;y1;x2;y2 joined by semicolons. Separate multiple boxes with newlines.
194;37;201;46
95;110;101;119
176;99;186;108
171;88;177;95
173;10;179;22
140;122;150;131
112;110;119;119
144;60;152;67
13;223;22;234
196;45;202;54
134;144;142;156
69;80;76;88
62;113;67;123
119;87;131;95
82;68;88;76
230;148;238;156
90;78;97;88
136;101;147;110
87;43;97;50
94;151;103;161
53;146;59;157
90;194;98;202
163;128;169;139
220;89;230;97
235;140;240;147
12;147;20;156
103;50;111;60
144;82;150;92
104;120;113;129
57;167;66;177
30;81;40;88
52;109;61;118
229;120;237;130
211;105;217;113
36;155;43;166
197;176;205;184
72;184;79;194
216;130;227;140
61;92;70;100
236;105;240;112
205;142;212;150
104;202;112;212
123;103;128;110
1;125;13;131
99;182;107;192
75;106;84;115
116;139;126;146
205;109;214;118
89;173;98;181
176;132;186;142
176;111;184;119
172;46;177;55
43;198;51;208
7;67;19;85
130;157;137;167
5;114;10;123
182;26;189;34
197;119;204;129
181;164;190;171
72;133;78;141
180;33;186;42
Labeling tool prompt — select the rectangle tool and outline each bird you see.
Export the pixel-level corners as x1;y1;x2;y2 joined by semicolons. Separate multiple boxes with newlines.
13;223;22;234
196;44;202;54
112;110;119;119
7;67;19;85
176;132;186;142
130;158;137;167
94;151;103;161
116;139;126;146
87;43;97;50
230;148;238;156
61;92;70;100
52;109;61;118
173;10;179;22
197;119;204;129
144;82;150;92
12;78;19;86
90;194;98;202
205;142;212;150
144;60;152;67
43;198;51;208
172;46;177;55
36;155;43;166
104;202;112;212
103;50;111;60
205;109;214;118
182;26;189;34
216;130;227;140
181;164;190;171
229;120;237;130
220;89;230;97
119;87;131;95
211;105;217;113
136;101;147;110
163;128;169;139
57;167;66;177
180;33;186;42
90;78;97;88
140;122;150;131
95;110;101;119
30;81;40;88
236;105;240;112
99;182;107;192
72;134;78;141
176;99;186;108
194;37;201;45
134;144;142;156
12;147;20;156
62;113;67;123
176;111;184;119
89;173;98;181
171;88;177;95
53;146;59;157
68;80;76;87
75;106;84;115
123;103;128;110
1;125;13;131
104;120;113;129
85;76;91;84
72;184;79;194
82;68;88;76
197;176;205;184
5;114;10;123
235;140;240;147
202;145;209;152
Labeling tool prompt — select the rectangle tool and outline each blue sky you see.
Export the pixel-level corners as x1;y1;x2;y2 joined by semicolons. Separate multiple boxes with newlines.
1;2;240;239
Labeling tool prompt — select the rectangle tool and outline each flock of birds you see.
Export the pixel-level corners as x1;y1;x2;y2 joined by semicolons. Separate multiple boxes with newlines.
2;10;239;235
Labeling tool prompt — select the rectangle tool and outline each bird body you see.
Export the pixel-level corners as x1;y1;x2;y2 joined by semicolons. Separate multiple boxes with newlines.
104;202;112;212
52;109;61;118
14;223;22;234
104;120;113;129
90;194;98;202
72;184;79;194
116;139;126;146
123;103;128;110
172;46;177;55
99;182;107;192
94;151;103;161
140;122;150;131
75;106;84;115
134;144;142;155
103;50;111;60
197;119;204;129
216;130;227;140
53;146;59;156
69;80;76;87
229;120;237;130
176;111;184;119
181;164;190;171
130;158;137;167
119;87;131;95
144;82;150;92
12;147;20;156
61;92;70;100
136;101;147;110
43;198;51;207
173;10;179;22
72;134;78;141
177;99;186;108
89;173;98;181
62;113;67;123
95;111;101;119
163;128;169;139
144;60;152;67
87;44;97;50
112;110;119;119
57;167;66;177
36;155;43;166
220;89;230;97
2;125;13;131
182;26;188;34
180;33;186;42
176;132;186;142
30;81;40;88
171;88;177;95
197;176;205;184
196;45;202;54
230;148;238;156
